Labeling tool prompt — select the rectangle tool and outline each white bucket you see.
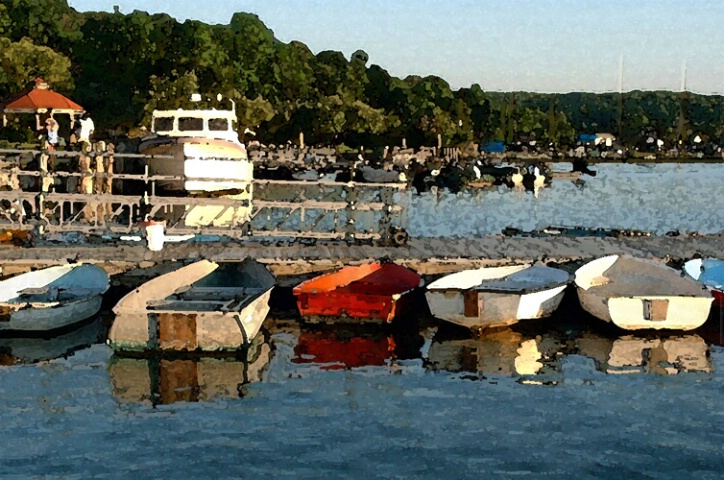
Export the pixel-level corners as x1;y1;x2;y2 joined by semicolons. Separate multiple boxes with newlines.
145;223;166;251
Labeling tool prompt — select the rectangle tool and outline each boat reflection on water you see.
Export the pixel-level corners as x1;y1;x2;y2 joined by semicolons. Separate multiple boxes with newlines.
291;321;426;370
293;329;397;370
109;331;272;405
0;316;106;365
575;333;712;375
423;320;713;381
424;327;564;382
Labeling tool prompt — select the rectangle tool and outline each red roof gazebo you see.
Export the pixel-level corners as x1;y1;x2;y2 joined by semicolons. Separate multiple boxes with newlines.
1;78;84;126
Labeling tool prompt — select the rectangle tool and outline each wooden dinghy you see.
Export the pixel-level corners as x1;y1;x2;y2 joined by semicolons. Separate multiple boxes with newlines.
425;264;571;331
108;259;275;353
0;264;109;333
293;262;424;323
574;255;713;331
683;258;724;307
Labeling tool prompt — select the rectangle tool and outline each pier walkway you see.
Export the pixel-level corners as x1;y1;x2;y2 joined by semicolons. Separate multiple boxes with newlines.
1;234;722;284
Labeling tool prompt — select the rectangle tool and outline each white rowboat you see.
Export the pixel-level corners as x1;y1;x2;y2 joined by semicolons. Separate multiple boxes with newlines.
574;255;713;331
0;264;109;333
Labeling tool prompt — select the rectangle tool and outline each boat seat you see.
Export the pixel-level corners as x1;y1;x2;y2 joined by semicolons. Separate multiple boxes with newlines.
185;286;264;294
589;275;610;287
18;287;52;296
147;298;235;312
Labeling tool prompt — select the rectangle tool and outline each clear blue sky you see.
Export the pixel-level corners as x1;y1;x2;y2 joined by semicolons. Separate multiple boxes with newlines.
66;0;724;94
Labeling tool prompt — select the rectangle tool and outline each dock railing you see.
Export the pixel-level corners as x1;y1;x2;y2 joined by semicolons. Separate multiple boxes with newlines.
0;148;409;243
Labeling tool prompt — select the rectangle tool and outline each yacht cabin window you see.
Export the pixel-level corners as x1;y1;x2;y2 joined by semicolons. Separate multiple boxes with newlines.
154;117;174;132
179;117;204;131
208;118;229;131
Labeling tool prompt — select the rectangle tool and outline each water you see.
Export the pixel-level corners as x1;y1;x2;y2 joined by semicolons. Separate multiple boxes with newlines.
1;297;723;479
251;162;724;239
407;162;724;237
3;162;724;478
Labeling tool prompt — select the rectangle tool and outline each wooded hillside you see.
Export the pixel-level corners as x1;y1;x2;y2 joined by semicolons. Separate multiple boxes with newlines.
2;1;722;150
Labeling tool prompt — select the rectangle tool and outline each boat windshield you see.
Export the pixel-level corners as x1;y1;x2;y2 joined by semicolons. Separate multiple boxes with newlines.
151;108;240;143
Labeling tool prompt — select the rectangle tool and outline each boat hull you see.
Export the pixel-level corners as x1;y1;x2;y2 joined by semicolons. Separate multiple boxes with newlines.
683;258;724;308
108;288;273;353
711;289;724;307
295;290;415;324
293;263;423;323
139;137;253;193
0;295;103;333
577;289;714;331
0;263;109;333
425;285;567;330
575;255;713;331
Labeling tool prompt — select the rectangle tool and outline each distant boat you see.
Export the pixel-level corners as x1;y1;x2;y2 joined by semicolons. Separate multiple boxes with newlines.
574;255;713;331
292;262;424;323
108;259;275;353
683;258;724;307
0;264;109;333
425;264;571;331
138;96;253;228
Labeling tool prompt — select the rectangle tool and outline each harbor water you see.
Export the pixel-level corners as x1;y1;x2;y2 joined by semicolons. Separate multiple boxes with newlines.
407;162;724;237
1;161;724;478
0;296;722;479
252;162;724;239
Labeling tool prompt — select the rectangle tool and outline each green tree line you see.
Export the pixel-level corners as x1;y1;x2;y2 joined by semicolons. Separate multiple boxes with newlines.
2;0;723;150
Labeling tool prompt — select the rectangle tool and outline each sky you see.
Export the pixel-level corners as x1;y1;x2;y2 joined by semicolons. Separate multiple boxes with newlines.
66;0;724;95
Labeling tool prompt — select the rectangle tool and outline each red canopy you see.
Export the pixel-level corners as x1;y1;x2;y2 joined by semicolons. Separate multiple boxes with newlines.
0;78;84;115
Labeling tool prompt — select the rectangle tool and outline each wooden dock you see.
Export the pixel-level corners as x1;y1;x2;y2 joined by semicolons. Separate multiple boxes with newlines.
2;234;722;285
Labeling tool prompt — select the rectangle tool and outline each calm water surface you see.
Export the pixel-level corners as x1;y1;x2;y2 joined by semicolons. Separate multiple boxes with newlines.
408;162;724;236
253;162;724;238
2;162;724;478
1;294;723;479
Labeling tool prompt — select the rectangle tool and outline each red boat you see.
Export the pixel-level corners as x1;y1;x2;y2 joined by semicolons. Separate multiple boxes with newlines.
292;262;424;323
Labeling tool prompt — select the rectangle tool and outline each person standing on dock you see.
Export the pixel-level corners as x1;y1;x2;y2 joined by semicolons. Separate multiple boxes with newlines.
78;112;95;149
36;110;59;150
36;110;59;173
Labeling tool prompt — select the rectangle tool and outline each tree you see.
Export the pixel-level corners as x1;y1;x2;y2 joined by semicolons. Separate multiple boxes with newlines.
0;4;11;37
135;70;200;128
0;37;73;99
2;0;82;47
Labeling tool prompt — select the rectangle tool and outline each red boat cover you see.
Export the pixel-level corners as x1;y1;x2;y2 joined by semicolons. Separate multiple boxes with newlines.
292;263;422;321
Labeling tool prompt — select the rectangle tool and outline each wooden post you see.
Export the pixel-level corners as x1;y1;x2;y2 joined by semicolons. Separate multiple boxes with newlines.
402;138;407;149
437;134;442;150
299;132;305;149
